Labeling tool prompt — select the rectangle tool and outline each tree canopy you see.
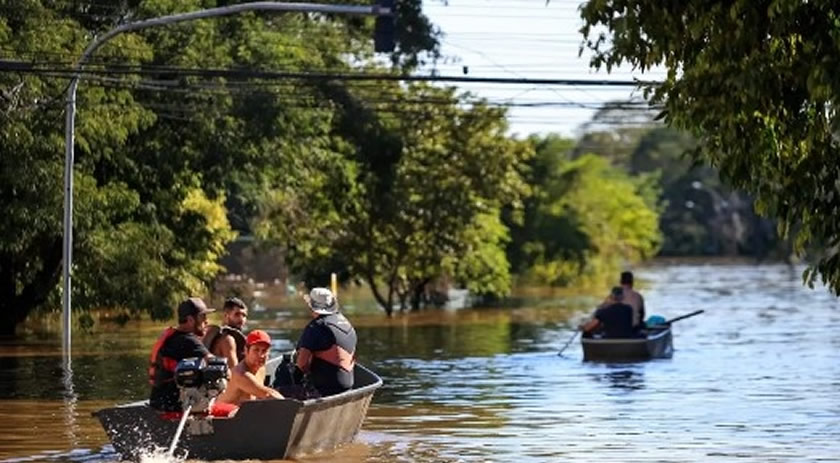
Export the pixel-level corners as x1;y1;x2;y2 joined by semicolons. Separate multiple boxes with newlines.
0;0;439;334
256;83;532;314
505;134;662;288
574;123;787;259
579;0;840;293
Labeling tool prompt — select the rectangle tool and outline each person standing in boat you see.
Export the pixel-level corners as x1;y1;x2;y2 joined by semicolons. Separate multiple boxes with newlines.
148;297;236;416
294;287;357;397
581;286;640;339
216;330;284;406
599;271;646;329
203;297;248;368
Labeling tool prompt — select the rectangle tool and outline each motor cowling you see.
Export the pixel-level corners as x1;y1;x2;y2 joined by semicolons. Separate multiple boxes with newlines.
174;357;228;413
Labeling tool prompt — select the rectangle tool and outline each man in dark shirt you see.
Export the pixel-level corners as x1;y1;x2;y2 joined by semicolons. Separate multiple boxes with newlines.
148;297;217;412
581;287;639;339
295;288;357;396
598;271;646;329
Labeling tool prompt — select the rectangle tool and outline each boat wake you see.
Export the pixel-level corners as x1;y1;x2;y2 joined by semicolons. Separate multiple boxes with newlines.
0;446;120;463
137;447;185;463
0;444;187;463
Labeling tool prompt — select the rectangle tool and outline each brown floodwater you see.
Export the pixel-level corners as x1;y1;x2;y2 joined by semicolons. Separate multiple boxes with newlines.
0;262;839;462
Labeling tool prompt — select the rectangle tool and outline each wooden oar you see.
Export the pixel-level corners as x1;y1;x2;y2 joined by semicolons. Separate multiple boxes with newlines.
663;309;704;325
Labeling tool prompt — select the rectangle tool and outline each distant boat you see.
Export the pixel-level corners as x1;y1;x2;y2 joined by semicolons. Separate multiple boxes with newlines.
94;358;382;461
581;326;674;362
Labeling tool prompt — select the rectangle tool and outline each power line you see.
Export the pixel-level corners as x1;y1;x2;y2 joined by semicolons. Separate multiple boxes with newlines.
0;60;658;86
76;75;659;107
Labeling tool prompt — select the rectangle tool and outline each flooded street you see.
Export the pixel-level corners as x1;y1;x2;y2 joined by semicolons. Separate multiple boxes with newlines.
1;263;839;462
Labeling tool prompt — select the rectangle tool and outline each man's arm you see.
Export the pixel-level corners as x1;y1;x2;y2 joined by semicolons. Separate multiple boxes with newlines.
579;308;604;333
296;323;329;374
296;347;313;373
230;370;284;400
217;336;238;368
580;318;600;333
639;294;646;323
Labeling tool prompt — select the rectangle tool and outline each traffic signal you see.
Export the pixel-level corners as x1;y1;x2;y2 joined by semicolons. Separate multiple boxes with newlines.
374;0;395;53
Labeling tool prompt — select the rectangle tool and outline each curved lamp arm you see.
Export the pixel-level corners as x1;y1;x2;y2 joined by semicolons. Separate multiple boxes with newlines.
62;1;391;362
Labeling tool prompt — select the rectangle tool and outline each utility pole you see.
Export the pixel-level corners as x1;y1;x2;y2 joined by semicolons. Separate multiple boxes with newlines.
61;1;393;365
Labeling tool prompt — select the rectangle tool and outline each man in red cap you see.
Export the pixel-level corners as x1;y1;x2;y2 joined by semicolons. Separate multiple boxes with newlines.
217;329;284;406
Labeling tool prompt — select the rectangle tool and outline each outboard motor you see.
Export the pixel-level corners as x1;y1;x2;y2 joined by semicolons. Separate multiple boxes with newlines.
174;356;228;414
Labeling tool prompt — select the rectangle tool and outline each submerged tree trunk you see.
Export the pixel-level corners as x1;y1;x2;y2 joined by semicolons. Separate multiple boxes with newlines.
396;277;410;312
365;271;393;317
409;277;431;311
385;287;395;317
398;292;409;312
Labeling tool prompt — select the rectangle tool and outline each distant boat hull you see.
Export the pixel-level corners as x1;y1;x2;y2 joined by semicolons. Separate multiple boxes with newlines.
581;327;673;362
93;359;382;461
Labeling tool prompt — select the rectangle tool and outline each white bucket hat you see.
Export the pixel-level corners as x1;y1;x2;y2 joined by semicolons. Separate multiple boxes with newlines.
304;287;339;315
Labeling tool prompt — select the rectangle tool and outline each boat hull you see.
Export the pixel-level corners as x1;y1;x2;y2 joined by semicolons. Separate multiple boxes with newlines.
581;327;673;362
94;360;382;461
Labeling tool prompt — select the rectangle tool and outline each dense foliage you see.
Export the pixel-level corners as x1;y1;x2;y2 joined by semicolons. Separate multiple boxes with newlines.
3;0;811;335
576;125;788;259
505;135;661;288
0;0;439;334
256;84;532;314
579;0;840;293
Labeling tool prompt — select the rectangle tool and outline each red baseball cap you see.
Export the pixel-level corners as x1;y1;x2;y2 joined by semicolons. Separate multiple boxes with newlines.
246;329;271;347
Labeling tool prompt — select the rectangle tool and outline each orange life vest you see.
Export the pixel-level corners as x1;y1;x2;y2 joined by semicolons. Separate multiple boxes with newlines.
148;327;179;386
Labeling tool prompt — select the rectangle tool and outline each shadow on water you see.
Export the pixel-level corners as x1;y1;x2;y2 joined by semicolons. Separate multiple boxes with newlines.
586;366;646;392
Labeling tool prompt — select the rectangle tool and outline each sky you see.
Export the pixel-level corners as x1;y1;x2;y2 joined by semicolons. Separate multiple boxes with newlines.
421;0;666;137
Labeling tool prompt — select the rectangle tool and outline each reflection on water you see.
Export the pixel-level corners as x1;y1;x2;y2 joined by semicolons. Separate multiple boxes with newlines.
1;263;839;462
588;367;646;392
61;363;80;453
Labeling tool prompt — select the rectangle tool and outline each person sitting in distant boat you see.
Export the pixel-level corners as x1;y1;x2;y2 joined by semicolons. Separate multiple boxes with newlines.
581;286;640;339
216;330;284;407
293;287;357;397
203;297;248;368
598;271;646;329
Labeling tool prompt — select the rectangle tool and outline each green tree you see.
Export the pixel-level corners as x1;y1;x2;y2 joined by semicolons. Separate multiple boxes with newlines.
0;2;162;334
573;121;788;259
257;84;532;314
629;127;786;258
579;0;840;292
506;135;661;287
0;0;438;335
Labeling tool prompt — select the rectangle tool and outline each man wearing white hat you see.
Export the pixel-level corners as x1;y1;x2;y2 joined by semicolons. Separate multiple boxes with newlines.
295;287;357;396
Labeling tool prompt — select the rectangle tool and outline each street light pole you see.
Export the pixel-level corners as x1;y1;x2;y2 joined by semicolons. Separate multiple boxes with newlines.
61;1;391;363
